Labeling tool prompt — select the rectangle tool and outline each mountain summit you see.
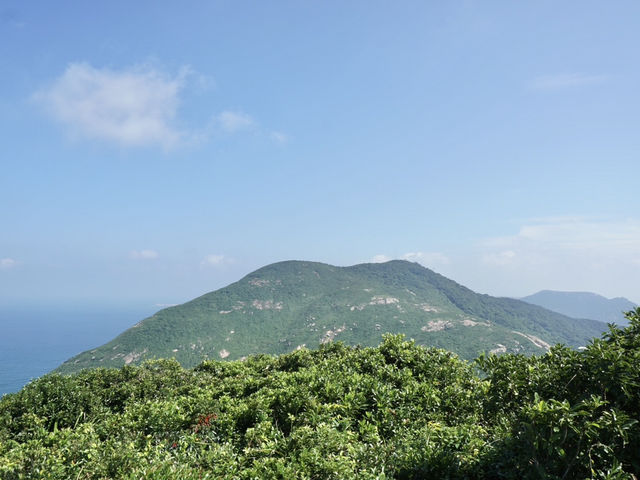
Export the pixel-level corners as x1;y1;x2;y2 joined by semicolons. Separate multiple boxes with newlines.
57;260;607;373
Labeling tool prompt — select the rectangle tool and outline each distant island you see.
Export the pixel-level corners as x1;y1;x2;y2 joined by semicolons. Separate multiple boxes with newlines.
521;290;637;325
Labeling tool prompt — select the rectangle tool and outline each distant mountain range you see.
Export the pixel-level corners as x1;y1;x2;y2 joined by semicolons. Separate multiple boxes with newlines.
521;290;637;326
57;260;608;374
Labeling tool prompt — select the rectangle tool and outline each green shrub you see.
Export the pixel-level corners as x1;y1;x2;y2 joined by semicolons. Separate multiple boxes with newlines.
1;311;639;479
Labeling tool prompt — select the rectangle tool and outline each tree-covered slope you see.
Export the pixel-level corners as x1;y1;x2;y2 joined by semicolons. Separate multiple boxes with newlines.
2;309;640;479
521;290;638;325
57;260;607;374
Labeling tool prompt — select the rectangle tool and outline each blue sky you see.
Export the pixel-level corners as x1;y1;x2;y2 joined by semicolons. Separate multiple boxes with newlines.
1;1;639;307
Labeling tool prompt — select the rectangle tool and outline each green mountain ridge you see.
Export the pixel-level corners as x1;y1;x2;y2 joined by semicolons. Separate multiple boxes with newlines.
521;290;638;326
57;260;607;374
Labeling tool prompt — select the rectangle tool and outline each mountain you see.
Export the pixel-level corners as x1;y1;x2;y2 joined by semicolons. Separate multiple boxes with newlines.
521;290;638;326
57;260;607;374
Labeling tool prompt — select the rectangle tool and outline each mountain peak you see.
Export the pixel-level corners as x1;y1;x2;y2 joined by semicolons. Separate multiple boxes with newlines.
57;260;607;374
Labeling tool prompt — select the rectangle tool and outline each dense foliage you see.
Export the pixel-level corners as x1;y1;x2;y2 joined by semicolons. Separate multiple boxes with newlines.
58;260;607;373
2;309;639;479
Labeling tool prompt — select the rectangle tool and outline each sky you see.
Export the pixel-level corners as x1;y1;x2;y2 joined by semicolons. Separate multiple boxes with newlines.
1;1;639;308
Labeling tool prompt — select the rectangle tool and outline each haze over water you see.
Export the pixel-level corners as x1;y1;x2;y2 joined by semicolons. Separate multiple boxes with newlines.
0;304;156;396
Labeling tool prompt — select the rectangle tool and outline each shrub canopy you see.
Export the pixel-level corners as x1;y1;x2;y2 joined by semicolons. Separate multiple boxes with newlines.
1;308;639;479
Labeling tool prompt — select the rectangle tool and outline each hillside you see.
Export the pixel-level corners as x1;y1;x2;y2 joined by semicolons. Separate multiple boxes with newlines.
3;311;640;479
521;290;638;325
57;260;607;374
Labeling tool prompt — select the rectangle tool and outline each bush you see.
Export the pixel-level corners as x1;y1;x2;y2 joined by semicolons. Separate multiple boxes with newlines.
1;312;639;478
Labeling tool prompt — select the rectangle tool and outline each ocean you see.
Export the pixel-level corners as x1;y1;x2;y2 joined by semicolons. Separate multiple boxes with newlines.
0;304;157;397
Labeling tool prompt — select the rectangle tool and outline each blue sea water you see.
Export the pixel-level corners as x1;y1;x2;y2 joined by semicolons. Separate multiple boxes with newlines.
0;304;157;397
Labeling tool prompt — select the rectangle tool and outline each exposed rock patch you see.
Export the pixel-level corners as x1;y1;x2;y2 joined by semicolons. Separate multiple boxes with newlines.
421;320;453;332
370;296;399;305
418;304;439;312
461;318;490;327
123;348;148;365
252;299;283;310
320;325;346;344
219;303;245;314
512;331;551;350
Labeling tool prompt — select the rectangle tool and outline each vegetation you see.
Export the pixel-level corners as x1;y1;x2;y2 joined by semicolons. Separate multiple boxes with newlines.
2;309;639;479
58;260;607;373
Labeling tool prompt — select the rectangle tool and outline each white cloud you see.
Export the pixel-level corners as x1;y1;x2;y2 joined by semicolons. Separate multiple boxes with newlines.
217;111;255;133
0;258;17;269
130;249;159;260
529;73;609;90
371;254;392;263
486;217;640;253
34;62;288;149
475;217;640;301
401;251;450;266
33;63;189;148
201;254;232;268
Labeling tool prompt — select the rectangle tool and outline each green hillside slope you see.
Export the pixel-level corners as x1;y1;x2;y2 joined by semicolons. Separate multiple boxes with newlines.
57;260;607;374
